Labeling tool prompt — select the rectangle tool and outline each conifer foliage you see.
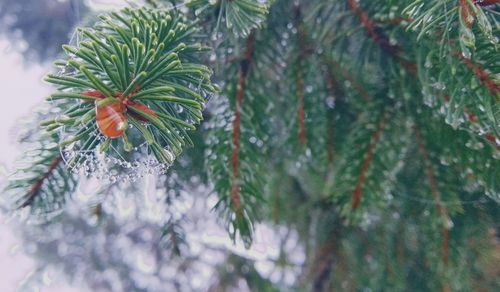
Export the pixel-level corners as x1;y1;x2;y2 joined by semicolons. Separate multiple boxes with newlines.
2;0;500;290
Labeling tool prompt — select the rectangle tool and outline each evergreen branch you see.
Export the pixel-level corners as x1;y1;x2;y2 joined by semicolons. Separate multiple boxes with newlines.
231;30;256;210
351;108;391;209
5;1;500;288
324;69;340;167
186;0;269;37
18;155;63;209
413;127;448;217
322;55;372;101
160;220;187;257
414;45;499;146
294;3;307;145
357;12;499;147
6;126;78;218
413;125;450;268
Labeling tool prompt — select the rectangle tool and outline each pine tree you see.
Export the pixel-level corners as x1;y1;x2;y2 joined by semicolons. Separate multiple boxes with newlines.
2;0;499;290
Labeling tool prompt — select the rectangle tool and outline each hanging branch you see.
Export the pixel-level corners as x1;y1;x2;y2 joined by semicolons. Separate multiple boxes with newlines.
324;69;339;167
19;156;63;208
323;56;372;101
6;129;78;217
351;109;391;209
414;126;450;267
231;30;256;210
294;2;307;145
323;58;349;170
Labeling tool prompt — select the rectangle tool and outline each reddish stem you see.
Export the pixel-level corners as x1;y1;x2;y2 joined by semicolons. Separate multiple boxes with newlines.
325;57;372;101
351;109;390;209
295;4;307;145
460;0;476;28
20;156;63;208
348;0;400;56
442;227;449;266
414;126;450;266
453;52;500;97
231;31;256;210
463;0;500;28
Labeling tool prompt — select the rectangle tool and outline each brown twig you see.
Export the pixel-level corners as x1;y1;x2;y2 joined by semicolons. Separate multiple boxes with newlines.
414;126;450;267
323;56;372;101
231;31;256;210
295;3;308;145
20;155;63;208
351;109;391;209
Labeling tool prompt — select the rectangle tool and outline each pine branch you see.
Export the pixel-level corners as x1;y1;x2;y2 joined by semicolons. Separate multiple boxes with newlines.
294;3;307;145
160;220;187;257
349;6;499;147
208;28;267;248
6;129;77;218
4;3;500;288
323;67;342;168
19;155;63;209
231;30;256;210
413;125;450;268
443;95;500;148
351;109;391;209
322;56;372;101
